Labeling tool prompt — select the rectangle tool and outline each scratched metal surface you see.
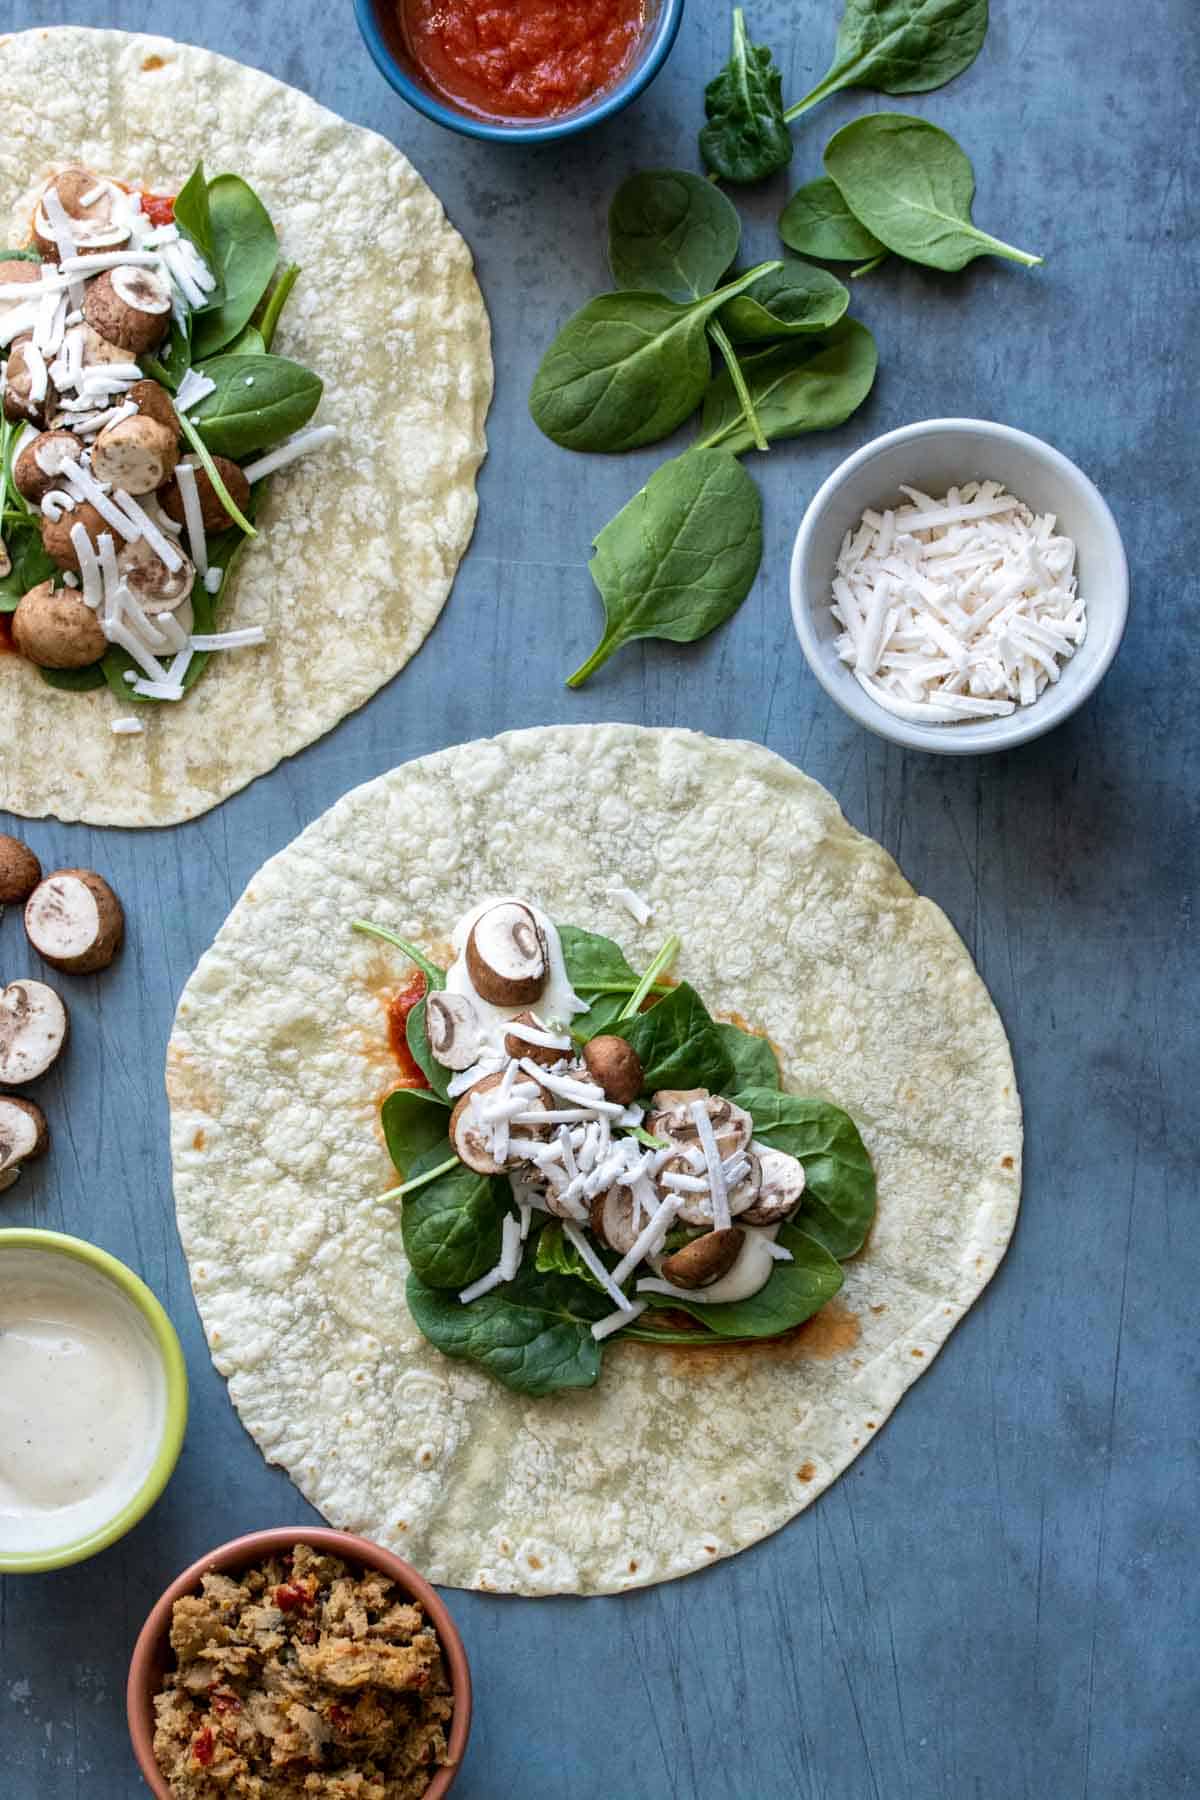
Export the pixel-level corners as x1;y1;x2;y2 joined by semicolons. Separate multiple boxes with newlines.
1;0;1197;1794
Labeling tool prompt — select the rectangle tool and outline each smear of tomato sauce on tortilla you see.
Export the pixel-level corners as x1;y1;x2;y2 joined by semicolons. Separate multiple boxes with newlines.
387;970;430;1089
138;190;176;228
400;0;646;121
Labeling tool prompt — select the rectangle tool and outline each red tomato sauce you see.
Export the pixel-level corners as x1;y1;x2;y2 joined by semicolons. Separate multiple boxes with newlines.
401;0;647;121
0;615;14;655
137;189;176;227
387;970;430;1089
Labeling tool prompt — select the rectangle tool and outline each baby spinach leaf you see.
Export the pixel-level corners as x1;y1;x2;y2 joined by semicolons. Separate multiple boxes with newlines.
779;176;888;262
719;260;849;341
223;324;266;356
716;1021;781;1091
172;161;222;308
786;0;989;122
613;981;735;1094
0;248;41;264
824;114;1042;270
700;7;793;185
190;353;323;457
191;174;279;359
567;447;762;687
0;519;55;610
381;1091;454;1173
400;1143;509;1289
558;924;641;993
406;1000;453;1102
736;1087;877;1258
38;664;107;691
571;992;635;1043
534;1220;617;1294
607;170;741;301
639;1220;844;1338
406;1261;608;1396
529;263;778;454
701;318;877;455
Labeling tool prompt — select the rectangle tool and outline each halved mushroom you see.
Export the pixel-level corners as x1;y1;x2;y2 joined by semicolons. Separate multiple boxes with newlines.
660;1227;745;1290
13;429;81;506
3;335;57;427
159;455;252;534
91;411;178;495
0;834;41;904
116;536;195;613
83;266;172;356
647;1090;753;1161
11;581;107;669
581;1035;643;1105
465;902;548;1006
738;1147;806;1225
25;870;125;974
41;500;105;572
503;1010;570;1068
448;1070;551;1175
589;1184;642;1255
0;979;68;1084
425;991;482;1071
0;1097;49;1193
32;169;131;257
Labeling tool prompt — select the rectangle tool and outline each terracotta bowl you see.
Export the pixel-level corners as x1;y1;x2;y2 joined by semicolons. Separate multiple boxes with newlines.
127;1527;472;1799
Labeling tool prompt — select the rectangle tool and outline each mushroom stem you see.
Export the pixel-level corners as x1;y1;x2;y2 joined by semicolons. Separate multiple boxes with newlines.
350;919;445;989
175;411;256;538
618;934;681;1021
379;1153;460;1203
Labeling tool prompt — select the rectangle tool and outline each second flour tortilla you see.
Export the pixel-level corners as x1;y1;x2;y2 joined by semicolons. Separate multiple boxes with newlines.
0;28;491;826
168;726;1022;1594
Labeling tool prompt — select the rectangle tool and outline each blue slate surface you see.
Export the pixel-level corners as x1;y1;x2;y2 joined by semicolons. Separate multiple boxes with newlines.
1;1;1197;1795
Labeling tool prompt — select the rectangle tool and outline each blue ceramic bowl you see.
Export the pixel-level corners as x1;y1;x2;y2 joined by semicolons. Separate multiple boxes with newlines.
354;0;685;143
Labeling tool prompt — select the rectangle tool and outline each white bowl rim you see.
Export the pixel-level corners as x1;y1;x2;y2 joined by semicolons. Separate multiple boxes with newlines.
789;417;1130;755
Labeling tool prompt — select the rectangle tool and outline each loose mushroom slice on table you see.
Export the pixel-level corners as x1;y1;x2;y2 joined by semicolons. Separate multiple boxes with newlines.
465;901;549;1005
0;1097;49;1193
25;870;125;974
0;980;68;1083
0;834;42;905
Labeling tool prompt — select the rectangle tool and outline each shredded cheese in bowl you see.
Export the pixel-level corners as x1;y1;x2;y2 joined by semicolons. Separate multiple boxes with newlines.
831;481;1087;724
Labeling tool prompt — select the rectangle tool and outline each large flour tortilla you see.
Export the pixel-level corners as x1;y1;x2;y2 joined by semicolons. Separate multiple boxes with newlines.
169;727;1022;1595
0;28;490;827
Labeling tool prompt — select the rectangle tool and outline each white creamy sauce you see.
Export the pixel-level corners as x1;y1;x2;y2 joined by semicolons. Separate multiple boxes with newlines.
445;896;586;1051
0;1251;166;1553
649;1224;781;1304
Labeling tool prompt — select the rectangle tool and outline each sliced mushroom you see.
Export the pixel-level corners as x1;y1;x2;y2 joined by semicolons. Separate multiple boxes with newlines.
24;870;125;974
83;266;172;355
448;1071;550;1175
589;1185;641;1254
116;536;195;613
0;834;41;904
647;1090;753;1161
581;1035;643;1105
91;412;178;495
41;500;106;572
12;581;107;669
3;335;57;427
739;1147;806;1225
0;979;69;1084
425;991;482;1071
465;902;548;1006
502;1010;570;1068
0;1097;49;1192
159;455;252;533
660;1227;745;1290
0;259;40;319
32;169;131;257
13;429;81;506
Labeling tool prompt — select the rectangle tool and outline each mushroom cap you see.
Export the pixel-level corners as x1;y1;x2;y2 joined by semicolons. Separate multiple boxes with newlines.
0;1096;49;1176
660;1227;745;1290
465;902;548;1007
425;990;483;1072
24;869;125;975
589;1185;641;1254
0;979;69;1084
116;535;196;613
738;1147;807;1225
91;413;179;496
83;266;171;354
2;335;57;427
502;1010;570;1069
647;1090;753;1160
159;455;252;535
0;834;42;905
13;429;81;505
448;1069;551;1175
11;580;107;669
32;168;130;256
581;1035;644;1106
129;378;178;432
41;500;107;572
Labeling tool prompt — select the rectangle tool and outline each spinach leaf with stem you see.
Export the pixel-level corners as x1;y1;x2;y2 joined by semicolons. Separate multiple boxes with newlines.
715;1020;781;1091
223;324;266;357
785;0;989;122
700;7;793;184
350;920;447;991
607;171;741;302
190;352;323;459
611;981;735;1094
399;1142;510;1290
558;925;641;992
381;1089;456;1172
707;317;768;453
618;935;681;1021
700;318;878;456
529;261;780;454
779;176;889;264
406;1258;609;1396
719;260;850;341
824;114;1042;270
406;1000;453;1102
735;1087;877;1258
630;1219;844;1339
257;263;300;352
191;174;279;359
567;447;762;688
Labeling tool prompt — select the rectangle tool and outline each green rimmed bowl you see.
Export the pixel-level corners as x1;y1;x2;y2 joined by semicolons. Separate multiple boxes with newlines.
0;1229;188;1573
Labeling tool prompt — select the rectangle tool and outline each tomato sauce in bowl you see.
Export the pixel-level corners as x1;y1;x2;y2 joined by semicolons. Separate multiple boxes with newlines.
399;0;647;122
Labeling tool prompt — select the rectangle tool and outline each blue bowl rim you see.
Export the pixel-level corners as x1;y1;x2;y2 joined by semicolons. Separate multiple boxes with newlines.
353;0;685;143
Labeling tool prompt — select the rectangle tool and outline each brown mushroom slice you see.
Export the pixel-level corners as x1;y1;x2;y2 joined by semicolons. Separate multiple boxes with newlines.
128;378;178;431
12;581;107;669
647;1090;753;1161
448;1071;551;1175
0;980;68;1084
24;870;125;974
41;500;107;573
83;266;172;355
91;412;178;495
589;1185;642;1254
660;1227;745;1290
32;169;131;257
502;1010;571;1068
116;536;195;614
0;834;42;904
159;455;251;533
465;902;548;1005
3;336;57;427
425;991;482;1071
739;1147;806;1226
13;429;81;506
0;1097;49;1193
0;259;40;317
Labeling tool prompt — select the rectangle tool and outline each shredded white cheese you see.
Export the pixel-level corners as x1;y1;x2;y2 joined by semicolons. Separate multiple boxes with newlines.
174;369;217;413
174;461;208;576
591;1300;647;1341
188;628;267;652
608;882;652;925
241;426;337;484
109;717;144;736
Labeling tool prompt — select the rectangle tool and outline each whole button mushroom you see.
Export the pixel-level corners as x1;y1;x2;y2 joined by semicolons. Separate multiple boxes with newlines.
12;582;107;669
660;1227;745;1290
0;835;41;905
25;870;125;974
465;902;548;1006
160;455;252;533
83;266;172;355
581;1035;643;1105
0;979;69;1084
91;404;179;496
41;501;107;572
0;1097;49;1194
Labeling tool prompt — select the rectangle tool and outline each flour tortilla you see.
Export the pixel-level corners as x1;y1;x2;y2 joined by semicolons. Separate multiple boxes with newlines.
168;726;1022;1595
0;28;491;827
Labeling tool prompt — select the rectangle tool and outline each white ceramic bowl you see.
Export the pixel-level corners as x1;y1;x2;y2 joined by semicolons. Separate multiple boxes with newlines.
789;419;1129;754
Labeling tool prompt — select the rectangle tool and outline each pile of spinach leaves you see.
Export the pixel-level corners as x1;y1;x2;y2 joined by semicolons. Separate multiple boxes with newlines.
528;169;877;686
374;922;876;1398
0;161;323;703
